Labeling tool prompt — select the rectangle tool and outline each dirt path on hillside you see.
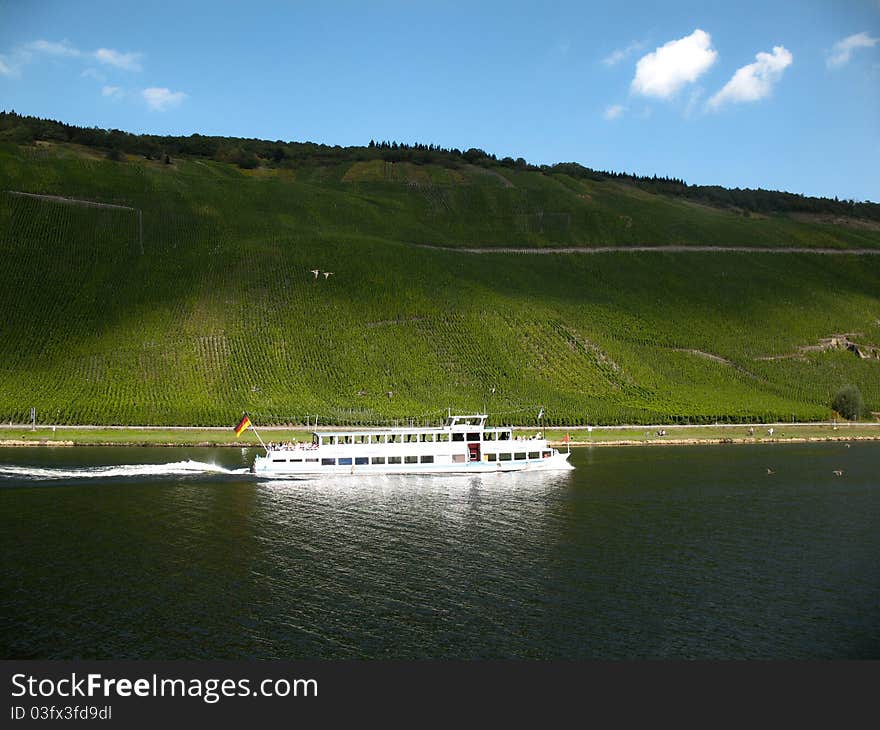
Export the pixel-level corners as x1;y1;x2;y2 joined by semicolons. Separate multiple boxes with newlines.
6;190;139;212
412;244;880;255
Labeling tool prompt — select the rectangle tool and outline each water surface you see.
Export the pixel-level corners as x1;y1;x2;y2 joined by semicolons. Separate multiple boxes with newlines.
1;442;878;659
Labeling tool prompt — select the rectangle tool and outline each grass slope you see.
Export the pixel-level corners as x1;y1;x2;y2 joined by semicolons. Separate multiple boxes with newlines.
0;141;878;425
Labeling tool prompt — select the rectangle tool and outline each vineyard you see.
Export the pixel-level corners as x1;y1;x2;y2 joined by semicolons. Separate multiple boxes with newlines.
0;140;878;426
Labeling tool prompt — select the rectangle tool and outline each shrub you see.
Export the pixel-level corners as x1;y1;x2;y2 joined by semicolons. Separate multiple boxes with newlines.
832;384;864;421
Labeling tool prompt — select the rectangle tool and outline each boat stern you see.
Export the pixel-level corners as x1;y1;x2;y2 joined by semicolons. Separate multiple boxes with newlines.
251;453;269;474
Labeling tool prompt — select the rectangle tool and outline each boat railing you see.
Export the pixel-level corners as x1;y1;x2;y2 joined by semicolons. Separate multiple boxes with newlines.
266;441;318;452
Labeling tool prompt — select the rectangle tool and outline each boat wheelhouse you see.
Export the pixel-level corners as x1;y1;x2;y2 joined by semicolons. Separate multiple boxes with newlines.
251;414;573;476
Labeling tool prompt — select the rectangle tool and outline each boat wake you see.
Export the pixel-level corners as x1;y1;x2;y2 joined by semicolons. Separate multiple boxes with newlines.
0;460;250;482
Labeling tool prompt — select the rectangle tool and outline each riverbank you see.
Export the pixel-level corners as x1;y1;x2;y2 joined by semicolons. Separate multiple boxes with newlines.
541;424;880;447
1;423;878;447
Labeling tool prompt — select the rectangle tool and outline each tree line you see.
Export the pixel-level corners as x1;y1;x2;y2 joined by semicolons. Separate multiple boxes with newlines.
2;110;876;221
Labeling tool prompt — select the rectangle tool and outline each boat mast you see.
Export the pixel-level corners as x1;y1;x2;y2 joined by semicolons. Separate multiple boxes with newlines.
249;421;270;454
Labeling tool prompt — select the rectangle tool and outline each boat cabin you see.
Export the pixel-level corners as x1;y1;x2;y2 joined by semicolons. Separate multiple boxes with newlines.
308;414;514;452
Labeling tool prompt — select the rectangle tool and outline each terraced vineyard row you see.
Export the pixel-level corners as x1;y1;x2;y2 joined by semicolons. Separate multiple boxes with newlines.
0;141;878;425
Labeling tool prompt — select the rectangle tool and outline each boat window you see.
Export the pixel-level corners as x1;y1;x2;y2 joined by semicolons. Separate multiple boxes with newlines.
483;432;496;441
420;433;434;442
388;456;402;464
452;433;464;442
355;435;368;444
499;431;511;440
306;458;319;462
485;453;496;461
420;455;434;463
542;451;551;458
355;457;368;465
437;433;450;442
528;452;539;459
499;453;512;461
327;436;337;445
404;455;418;464
467;432;480;441
514;452;526;460
452;454;466;463
342;435;354;445
321;458;336;466
371;457;386;464
272;458;286;462
388;434;401;443
371;434;385;444
339;457;353;465
290;459;302;463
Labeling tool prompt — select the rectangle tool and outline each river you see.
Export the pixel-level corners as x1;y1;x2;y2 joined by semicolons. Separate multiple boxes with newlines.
1;442;877;659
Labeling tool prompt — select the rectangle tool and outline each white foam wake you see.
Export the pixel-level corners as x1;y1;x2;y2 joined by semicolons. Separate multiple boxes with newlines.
0;460;250;481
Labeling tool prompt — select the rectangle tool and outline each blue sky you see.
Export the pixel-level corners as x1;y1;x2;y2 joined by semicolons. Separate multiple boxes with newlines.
1;0;878;201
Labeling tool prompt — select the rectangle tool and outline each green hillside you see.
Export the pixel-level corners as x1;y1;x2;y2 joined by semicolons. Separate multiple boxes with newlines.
0;140;878;425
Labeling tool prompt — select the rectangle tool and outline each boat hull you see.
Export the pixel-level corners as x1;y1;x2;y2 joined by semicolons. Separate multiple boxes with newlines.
252;451;573;477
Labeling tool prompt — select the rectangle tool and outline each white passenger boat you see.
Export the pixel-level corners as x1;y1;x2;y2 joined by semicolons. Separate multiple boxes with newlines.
251;414;573;476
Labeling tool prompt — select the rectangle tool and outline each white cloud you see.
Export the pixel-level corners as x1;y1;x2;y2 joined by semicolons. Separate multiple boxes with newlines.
142;87;187;111
26;39;80;57
602;42;644;67
631;29;717;98
827;32;878;68
0;40;146;78
81;67;106;81
708;45;793;110
94;48;142;71
102;85;123;98
603;104;626;120
0;39;81;76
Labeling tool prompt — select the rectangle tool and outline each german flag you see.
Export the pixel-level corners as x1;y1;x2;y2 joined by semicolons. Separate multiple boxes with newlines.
234;415;252;437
